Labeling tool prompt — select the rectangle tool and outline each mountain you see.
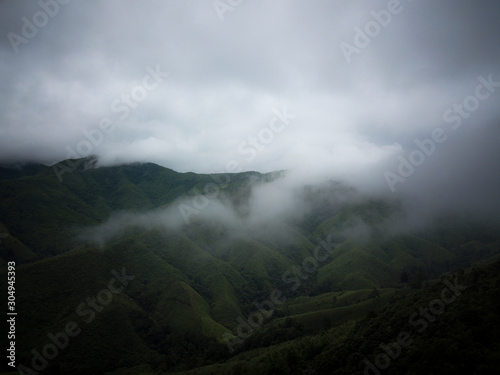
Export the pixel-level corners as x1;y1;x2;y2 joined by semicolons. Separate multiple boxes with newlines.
1;157;499;374
0;162;47;181
166;258;500;375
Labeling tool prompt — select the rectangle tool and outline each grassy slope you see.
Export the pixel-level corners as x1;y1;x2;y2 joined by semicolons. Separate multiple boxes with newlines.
1;159;499;374
11;237;233;373
0;221;36;265
150;259;500;375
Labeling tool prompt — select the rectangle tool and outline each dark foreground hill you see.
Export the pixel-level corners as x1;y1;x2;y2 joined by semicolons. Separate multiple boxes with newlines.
0;158;499;374
164;258;500;375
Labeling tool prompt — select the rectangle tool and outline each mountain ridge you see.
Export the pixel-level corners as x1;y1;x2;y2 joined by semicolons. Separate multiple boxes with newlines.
1;157;499;374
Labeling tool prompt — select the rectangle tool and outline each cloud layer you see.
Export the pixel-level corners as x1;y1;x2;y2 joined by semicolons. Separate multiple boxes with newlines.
1;0;499;211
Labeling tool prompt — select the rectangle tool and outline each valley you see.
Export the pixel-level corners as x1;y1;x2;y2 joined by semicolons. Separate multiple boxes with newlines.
1;158;499;374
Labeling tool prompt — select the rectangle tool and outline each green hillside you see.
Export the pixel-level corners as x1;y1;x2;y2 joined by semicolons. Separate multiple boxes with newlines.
0;158;498;374
160;259;500;375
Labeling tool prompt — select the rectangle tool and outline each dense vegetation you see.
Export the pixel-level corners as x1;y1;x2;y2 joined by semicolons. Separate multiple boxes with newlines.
0;158;498;374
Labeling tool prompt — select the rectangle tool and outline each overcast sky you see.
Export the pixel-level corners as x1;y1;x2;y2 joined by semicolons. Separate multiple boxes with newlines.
1;0;499;209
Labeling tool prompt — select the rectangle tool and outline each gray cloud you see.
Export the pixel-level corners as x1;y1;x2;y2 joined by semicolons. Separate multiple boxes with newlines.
1;0;499;216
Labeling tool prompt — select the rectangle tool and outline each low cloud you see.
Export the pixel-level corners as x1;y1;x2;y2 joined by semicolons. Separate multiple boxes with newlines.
81;147;500;248
1;1;498;241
